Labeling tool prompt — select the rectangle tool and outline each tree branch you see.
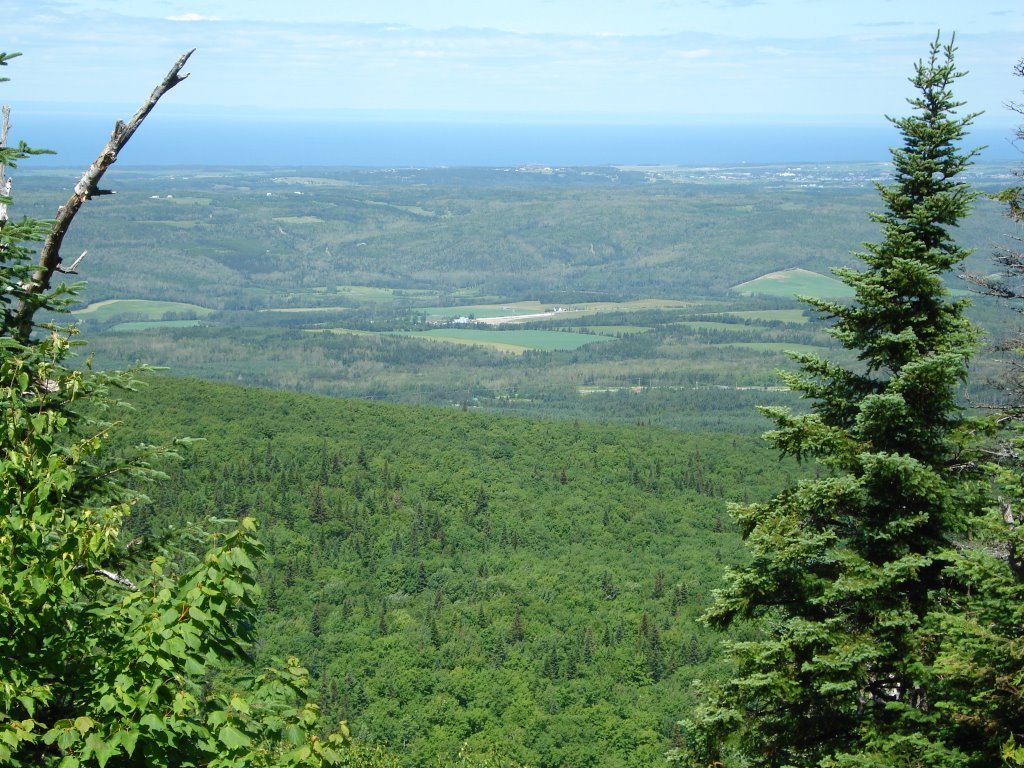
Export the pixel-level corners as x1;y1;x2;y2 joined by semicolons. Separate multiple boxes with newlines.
1;105;12;228
11;48;195;341
93;568;138;591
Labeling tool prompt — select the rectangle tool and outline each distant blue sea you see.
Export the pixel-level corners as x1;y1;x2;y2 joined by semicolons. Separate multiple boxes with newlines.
11;113;1021;167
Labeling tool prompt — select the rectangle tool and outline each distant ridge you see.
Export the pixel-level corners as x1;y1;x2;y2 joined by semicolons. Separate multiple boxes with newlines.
731;267;854;299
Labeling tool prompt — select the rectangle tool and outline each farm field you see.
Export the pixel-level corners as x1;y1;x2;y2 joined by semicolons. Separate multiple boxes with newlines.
73;299;214;321
731;268;855;298
393;327;618;353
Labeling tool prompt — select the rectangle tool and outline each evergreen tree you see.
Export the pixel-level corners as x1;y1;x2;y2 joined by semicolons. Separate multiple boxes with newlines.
509;606;525;644
310;482;328;525
931;54;1024;767
680;37;985;767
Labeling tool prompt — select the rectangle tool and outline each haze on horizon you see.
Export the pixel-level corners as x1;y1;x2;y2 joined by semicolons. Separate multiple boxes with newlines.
4;0;1023;166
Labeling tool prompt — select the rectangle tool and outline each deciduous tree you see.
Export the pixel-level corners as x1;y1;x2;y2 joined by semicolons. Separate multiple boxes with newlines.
0;50;355;768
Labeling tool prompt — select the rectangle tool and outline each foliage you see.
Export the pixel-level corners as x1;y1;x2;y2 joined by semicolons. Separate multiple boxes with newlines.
0;52;365;768
107;373;800;768
925;53;1024;768
677;36;991;767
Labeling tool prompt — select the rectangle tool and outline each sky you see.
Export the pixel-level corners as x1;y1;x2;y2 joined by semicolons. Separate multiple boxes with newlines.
3;0;1023;164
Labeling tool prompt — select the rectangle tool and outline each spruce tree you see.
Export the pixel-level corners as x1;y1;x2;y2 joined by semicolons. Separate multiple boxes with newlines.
927;54;1024;767
680;36;984;767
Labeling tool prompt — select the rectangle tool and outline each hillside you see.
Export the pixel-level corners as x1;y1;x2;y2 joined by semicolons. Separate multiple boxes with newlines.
17;162;1010;430
19;163;1010;309
115;376;804;767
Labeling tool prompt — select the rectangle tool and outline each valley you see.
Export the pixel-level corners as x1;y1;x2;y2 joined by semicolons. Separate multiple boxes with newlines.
11;158;1020;766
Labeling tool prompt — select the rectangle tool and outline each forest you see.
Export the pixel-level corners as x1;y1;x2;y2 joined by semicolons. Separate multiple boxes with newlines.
3;40;1024;768
111;376;798;766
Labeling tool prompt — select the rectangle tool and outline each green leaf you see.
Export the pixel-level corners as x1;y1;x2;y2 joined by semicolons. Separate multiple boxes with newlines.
282;723;305;745
85;733;118;768
217;725;252;750
16;695;36;717
120;728;139;757
229;695;250;714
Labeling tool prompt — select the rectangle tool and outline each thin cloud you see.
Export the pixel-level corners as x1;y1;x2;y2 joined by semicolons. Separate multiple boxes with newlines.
166;13;220;22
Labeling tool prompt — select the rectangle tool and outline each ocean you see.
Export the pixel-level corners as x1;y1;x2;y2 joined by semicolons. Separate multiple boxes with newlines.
9;111;1021;168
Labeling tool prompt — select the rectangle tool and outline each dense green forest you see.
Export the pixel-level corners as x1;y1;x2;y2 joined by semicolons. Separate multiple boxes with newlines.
111;376;802;767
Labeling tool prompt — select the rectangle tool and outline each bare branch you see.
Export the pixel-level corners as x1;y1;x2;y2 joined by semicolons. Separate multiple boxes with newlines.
92;568;138;590
1;105;11;228
11;48;195;341
55;250;87;274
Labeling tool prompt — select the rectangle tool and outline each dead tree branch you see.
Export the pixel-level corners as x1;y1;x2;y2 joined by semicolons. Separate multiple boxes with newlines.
1;105;12;227
92;568;138;591
11;48;195;341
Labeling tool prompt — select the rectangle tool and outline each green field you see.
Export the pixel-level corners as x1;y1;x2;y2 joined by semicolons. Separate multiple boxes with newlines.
422;299;691;323
421;304;550;321
731;268;855;299
395;328;617;352
575;325;651;335
273;215;324;224
73;299;214;321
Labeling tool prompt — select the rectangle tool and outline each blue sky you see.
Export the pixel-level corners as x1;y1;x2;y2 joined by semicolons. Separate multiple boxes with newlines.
4;0;1021;125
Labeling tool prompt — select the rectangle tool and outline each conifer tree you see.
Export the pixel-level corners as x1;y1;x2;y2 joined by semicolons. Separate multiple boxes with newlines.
679;36;985;767
928;54;1024;767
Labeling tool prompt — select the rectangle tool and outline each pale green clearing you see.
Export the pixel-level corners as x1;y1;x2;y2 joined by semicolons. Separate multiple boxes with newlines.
361;199;436;217
73;300;214;321
423;299;690;322
336;285;437;301
110;320;204;332
732;268;854;299
267;285;439;309
394;335;531;355
273;216;324;224
394;328;617;353
576;326;651;335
